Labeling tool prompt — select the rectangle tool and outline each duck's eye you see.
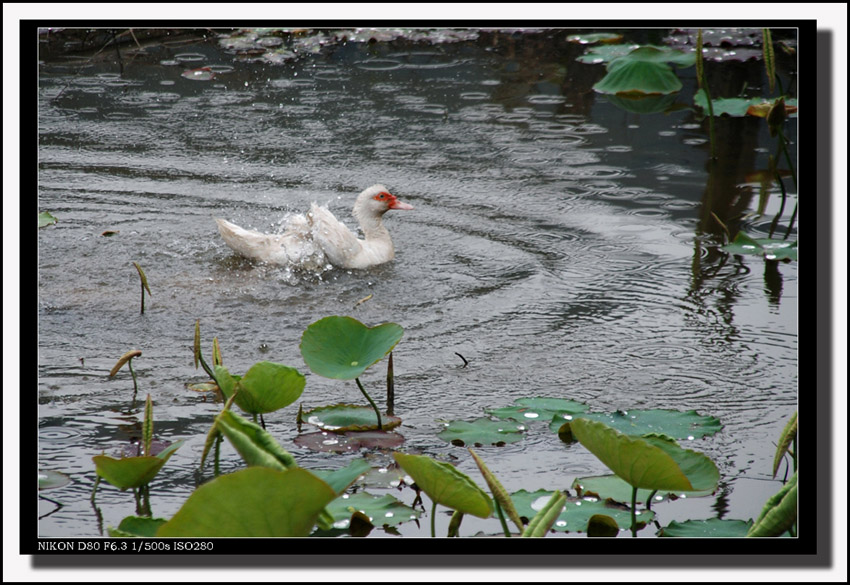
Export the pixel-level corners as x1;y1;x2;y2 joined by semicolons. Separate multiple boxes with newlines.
375;192;389;200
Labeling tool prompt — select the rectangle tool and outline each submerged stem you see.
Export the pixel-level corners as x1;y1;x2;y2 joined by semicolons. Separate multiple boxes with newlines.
494;499;511;537
355;377;382;430
127;358;139;402
630;485;638;537
431;499;437;538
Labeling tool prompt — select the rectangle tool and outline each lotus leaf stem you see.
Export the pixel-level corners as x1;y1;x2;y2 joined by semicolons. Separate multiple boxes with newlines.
630;485;638;537
430;499;437;538
355;377;382;430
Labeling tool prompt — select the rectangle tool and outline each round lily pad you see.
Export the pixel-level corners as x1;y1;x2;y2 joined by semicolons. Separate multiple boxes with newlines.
38;470;71;491
511;489;654;534
563;409;723;440
487;396;588;423
302;404;402;433
300;316;403;380
325;492;421;529
293;430;405;453
437;418;526;447
659;518;754;538
573;474;715;506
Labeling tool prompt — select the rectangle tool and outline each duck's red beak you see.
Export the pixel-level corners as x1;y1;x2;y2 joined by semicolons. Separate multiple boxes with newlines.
387;194;413;210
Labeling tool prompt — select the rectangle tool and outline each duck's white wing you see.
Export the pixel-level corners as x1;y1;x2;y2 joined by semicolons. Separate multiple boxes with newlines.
215;218;325;269
308;204;364;268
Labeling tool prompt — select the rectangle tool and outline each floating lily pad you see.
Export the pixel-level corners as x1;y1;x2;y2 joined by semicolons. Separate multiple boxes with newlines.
294;430;405;453
157;467;337;537
562;409;723;440
38;211;58;228
570;418;720;493
573;474;715;506
302;404;402;433
300;316;403;380
567;32;624;46
393;452;493;518
326;492;422;529
694;90;799;118
487;396;588;423
215;361;306;415
308;459;372;495
721;232;797;261
437;418;526;447
659;518;754;537
511;489;653;533
38;470;71;491
576;43;640;65
108;516;167;537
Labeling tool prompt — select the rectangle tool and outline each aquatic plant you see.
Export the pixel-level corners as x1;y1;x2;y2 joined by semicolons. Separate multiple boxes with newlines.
300;316;403;430
132;262;152;315
157;467;337;537
91;394;183;513
393;452;493;537
215;361;306;421
109;349;143;402
38;211;58;228
569;417;720;536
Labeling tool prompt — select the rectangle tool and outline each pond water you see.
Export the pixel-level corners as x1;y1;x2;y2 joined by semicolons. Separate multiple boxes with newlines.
36;28;798;538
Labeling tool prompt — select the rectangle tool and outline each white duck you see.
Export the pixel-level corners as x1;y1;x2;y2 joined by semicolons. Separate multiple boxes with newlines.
215;184;413;270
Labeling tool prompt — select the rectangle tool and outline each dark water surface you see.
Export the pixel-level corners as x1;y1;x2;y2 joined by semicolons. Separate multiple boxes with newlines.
37;28;798;538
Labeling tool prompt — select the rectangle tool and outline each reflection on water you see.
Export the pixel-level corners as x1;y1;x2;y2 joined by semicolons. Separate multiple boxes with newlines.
37;28;797;537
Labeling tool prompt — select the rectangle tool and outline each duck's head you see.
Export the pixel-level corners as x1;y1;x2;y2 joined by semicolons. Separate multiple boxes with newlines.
354;185;414;219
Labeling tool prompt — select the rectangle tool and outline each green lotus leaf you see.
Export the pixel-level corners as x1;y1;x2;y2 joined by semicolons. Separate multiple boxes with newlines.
437;418;526;447
215;361;305;415
487;396;588;423
660;518;754;537
594;55;684;96
567;32;624;46
393;452;493;518
301;404;402;433
511;489;653;533
39;470;71;491
38;211;58;228
570;418;719;493
293;430;405;453
694;90;798;117
722;232;797;261
300;316;403;380
214;409;297;470
308;459;372;495
93;441;183;490
107;516;167;538
157;467;337;537
325;492;422;529
561;408;723;439
573;474;715;506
